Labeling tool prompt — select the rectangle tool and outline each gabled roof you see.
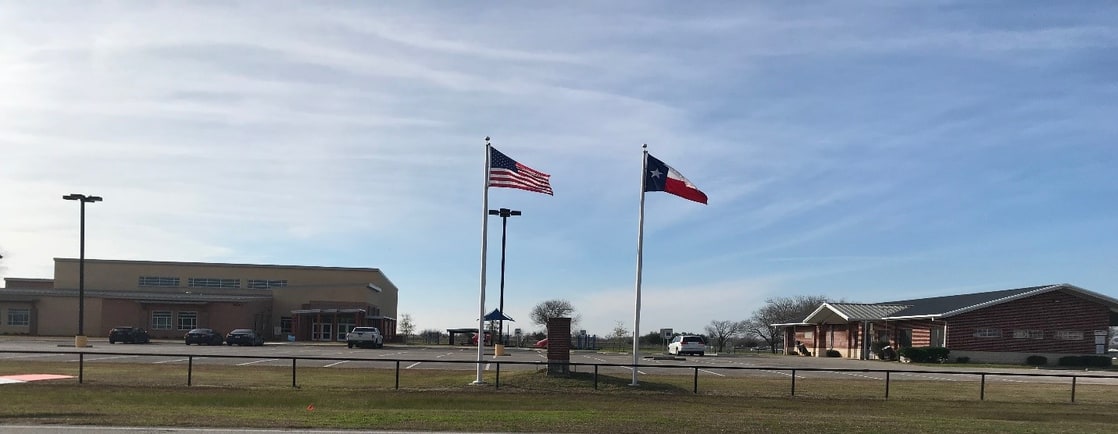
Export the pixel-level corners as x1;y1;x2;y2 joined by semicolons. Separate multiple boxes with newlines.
795;283;1118;325
803;303;910;324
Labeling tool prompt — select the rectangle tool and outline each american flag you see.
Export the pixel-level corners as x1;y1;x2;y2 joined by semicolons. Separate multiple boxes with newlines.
488;146;553;195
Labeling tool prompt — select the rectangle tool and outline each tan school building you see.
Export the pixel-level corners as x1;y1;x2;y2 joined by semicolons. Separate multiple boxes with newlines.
0;258;398;342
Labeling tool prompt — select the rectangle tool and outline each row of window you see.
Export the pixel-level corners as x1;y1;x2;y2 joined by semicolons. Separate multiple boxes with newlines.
974;328;1084;340
150;311;196;330
6;308;30;326
138;276;289;289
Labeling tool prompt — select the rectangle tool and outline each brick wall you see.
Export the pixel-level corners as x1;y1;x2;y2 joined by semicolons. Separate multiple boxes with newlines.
946;290;1107;354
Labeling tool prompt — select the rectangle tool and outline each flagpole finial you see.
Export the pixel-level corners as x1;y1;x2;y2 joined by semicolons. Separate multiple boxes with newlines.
485;136;491;143
642;143;647;149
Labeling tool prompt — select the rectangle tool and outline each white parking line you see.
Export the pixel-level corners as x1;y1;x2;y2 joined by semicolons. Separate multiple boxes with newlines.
153;358;192;364
323;360;349;368
0;353;66;360
236;358;279;366
405;362;422;369
837;371;881;380
698;369;726;377
619;366;647;375
897;372;958;382
69;355;139;362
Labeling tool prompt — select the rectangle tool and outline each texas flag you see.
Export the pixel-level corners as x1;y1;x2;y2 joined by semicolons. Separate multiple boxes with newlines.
644;154;708;204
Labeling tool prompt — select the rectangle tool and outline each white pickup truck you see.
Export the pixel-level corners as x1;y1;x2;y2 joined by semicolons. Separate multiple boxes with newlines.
345;326;384;348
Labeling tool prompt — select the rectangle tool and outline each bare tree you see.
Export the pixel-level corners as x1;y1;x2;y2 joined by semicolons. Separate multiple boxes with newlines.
610;321;629;340
744;295;829;354
704;319;745;353
529;299;579;330
398;313;415;344
418;331;442;344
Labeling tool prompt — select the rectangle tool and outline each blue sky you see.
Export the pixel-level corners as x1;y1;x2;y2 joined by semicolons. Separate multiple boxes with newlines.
1;1;1116;337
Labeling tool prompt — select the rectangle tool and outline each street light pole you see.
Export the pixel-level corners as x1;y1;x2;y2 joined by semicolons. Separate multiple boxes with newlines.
63;193;102;347
487;208;521;346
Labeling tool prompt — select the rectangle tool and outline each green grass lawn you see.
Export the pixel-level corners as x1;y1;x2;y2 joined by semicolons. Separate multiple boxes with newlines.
2;361;1117;433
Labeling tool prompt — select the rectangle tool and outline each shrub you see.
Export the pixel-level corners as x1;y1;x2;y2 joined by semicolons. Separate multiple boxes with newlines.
825;349;841;358
1025;355;1048;366
1058;355;1113;367
870;340;890;360
898;347;951;363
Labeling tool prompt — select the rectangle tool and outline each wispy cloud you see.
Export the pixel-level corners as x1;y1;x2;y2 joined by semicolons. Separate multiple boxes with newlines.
2;1;1115;336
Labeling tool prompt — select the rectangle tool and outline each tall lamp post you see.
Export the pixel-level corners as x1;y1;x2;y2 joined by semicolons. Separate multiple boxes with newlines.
63;193;102;348
487;207;521;347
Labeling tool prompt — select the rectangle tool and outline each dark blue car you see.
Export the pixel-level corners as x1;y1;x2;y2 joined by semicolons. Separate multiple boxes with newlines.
184;328;223;345
225;329;264;346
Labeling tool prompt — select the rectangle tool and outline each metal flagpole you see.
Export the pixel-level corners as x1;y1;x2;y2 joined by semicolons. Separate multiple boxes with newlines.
474;137;493;385
631;145;649;386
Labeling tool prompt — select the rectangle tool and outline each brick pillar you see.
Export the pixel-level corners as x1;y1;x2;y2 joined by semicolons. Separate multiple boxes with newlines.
547;317;571;376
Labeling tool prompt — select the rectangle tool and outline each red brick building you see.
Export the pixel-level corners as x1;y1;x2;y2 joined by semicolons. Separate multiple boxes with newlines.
777;284;1118;364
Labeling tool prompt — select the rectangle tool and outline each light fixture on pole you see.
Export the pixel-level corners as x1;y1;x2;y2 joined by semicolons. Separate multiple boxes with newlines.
63;193;102;348
487;207;521;347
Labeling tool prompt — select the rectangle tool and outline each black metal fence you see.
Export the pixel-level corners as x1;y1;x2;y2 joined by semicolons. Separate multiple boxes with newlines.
2;349;1116;402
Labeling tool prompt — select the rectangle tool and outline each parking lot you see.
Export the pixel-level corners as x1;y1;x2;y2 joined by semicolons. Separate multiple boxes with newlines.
2;336;1117;386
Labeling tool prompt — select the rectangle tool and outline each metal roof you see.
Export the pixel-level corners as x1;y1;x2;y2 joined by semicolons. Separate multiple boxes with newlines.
810;303;911;322
790;283;1118;325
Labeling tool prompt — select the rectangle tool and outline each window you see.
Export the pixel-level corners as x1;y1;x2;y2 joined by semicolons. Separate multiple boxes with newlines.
898;329;913;347
930;328;945;347
138;276;180;287
974;328;1001;338
247;279;288;289
1013;329;1044;339
152;311;172;330
177;311;198;330
188;278;240;289
280;317;292;334
1056;330;1084;340
6;308;30;326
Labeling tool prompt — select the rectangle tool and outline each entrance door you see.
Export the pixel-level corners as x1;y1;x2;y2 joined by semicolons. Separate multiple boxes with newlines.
312;323;333;341
336;319;355;341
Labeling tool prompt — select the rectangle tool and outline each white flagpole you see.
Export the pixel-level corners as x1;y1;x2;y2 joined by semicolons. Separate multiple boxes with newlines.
474;137;492;385
631;145;649;386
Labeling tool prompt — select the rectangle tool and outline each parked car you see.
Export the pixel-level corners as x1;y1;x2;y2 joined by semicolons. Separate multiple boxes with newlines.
184;328;224;345
345;326;384;348
668;335;707;356
108;326;150;344
533;338;549;349
225;329;264;346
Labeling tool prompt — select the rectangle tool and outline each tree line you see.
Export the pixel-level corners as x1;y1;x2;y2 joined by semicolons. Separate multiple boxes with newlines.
399;295;830;352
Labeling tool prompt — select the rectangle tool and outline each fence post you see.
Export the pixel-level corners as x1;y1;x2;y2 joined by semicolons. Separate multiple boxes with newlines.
693;367;699;394
79;352;84;384
496;362;501;390
291;358;297;388
791;369;796;396
187;356;193;386
980;373;986;400
885;371;890;399
1071;376;1077;403
594;365;599;390
395;361;401;390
